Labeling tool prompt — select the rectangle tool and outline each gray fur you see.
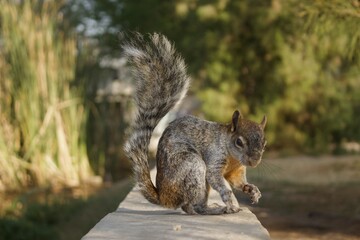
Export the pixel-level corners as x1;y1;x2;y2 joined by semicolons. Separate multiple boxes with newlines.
123;33;266;214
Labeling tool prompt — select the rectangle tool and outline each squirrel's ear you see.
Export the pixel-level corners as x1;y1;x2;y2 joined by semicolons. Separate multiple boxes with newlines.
260;115;267;129
231;110;242;132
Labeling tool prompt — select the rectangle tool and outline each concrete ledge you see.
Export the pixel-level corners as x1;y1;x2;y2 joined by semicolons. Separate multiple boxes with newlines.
82;170;270;240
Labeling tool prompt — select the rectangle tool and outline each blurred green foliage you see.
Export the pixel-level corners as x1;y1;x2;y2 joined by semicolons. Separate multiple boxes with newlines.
1;0;359;193
0;195;86;240
0;218;57;240
0;196;88;240
0;180;133;240
81;0;360;152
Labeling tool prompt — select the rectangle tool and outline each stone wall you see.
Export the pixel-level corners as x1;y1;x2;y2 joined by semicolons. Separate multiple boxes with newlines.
82;170;270;240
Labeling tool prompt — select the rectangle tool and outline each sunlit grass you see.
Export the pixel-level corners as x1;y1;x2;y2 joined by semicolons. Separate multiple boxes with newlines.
0;0;94;192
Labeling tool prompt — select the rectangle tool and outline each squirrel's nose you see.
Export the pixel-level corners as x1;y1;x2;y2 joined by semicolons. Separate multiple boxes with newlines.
250;151;263;165
248;157;262;167
252;150;262;160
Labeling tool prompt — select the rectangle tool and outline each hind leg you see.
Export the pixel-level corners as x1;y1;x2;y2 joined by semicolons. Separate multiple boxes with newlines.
181;204;197;215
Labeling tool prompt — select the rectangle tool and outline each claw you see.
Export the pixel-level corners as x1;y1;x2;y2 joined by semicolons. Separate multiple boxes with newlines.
243;183;261;204
225;205;241;214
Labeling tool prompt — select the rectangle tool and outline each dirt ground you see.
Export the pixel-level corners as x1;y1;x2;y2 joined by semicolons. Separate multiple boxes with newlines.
236;155;360;240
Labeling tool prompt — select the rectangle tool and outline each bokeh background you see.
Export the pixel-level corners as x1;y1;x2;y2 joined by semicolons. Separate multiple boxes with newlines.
0;0;359;239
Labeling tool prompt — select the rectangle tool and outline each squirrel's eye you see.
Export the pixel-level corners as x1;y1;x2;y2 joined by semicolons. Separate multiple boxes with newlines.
235;137;244;148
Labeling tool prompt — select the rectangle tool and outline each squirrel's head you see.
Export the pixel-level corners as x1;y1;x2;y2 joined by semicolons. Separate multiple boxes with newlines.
227;110;267;167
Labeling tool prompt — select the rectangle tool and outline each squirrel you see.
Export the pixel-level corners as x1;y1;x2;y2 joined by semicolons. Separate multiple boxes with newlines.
123;33;267;215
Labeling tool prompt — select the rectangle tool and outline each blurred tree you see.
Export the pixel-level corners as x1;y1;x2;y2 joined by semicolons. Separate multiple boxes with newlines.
72;0;360;153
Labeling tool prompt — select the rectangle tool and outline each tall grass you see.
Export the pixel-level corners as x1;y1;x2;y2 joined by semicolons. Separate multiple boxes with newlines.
0;0;93;192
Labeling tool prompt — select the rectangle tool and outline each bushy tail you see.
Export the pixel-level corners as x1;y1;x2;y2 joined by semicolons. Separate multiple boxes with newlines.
123;33;190;204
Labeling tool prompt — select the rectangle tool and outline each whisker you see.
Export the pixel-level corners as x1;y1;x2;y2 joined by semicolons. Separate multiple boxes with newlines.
255;159;283;182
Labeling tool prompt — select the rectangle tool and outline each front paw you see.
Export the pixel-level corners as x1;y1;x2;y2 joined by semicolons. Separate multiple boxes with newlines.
243;183;261;204
225;205;241;214
220;190;241;213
